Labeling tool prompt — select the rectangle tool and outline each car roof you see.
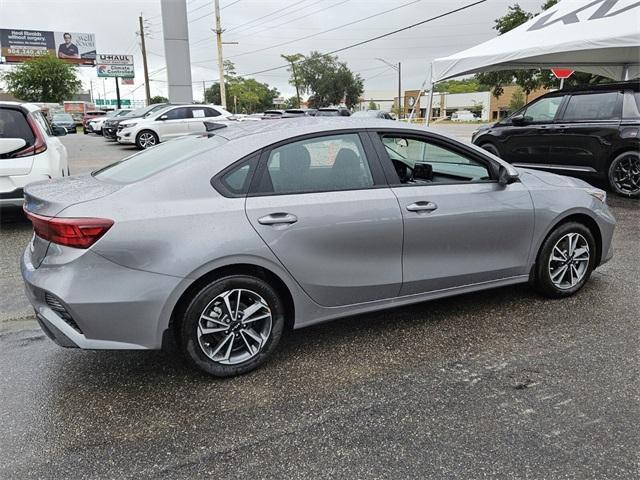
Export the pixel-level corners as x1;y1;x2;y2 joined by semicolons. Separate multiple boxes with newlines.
558;80;640;94
0;101;41;112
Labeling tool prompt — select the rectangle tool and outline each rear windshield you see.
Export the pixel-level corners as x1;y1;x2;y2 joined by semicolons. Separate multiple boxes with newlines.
93;134;228;183
0;108;35;148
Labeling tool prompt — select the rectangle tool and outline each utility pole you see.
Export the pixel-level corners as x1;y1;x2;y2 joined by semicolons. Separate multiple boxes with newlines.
139;15;152;106
115;77;121;109
214;0;226;108
376;58;402;119
203;80;206;102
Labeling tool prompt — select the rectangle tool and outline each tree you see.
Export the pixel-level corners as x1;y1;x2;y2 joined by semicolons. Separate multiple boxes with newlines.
1;54;81;103
475;0;608;98
204;61;279;113
149;95;168;104
286;51;364;109
434;78;487;94
281;53;304;108
367;100;378;110
508;87;526;111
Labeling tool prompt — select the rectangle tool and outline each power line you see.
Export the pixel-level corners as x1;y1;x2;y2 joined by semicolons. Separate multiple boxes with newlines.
225;0;314;33
237;0;487;76
227;0;427;59
222;0;243;10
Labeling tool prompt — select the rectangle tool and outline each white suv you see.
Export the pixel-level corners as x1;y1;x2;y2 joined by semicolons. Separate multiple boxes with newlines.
117;104;233;149
0;102;69;207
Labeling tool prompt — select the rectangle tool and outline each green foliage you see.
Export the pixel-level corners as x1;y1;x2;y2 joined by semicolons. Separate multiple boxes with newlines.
367;100;378;110
204;61;279;113
149;95;168;104
434;78;487;94
285;51;364;109
283;97;299;109
281;53;304;108
475;0;605;98
1;54;81;103
508;87;526;111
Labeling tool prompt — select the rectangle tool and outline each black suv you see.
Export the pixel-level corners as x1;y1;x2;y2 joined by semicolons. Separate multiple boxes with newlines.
472;81;640;197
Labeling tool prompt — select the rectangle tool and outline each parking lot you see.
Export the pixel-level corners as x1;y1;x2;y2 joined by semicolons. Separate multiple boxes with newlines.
1;128;638;479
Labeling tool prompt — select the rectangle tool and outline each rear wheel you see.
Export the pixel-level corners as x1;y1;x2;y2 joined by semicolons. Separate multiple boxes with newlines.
180;275;285;377
480;142;500;157
136;130;158;149
534;222;596;298
608;151;640;198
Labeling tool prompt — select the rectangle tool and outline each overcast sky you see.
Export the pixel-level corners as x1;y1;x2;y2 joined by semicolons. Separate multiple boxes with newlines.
0;0;545;103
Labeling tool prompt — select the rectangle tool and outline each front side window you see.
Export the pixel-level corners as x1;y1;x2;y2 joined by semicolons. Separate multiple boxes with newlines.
257;133;374;194
381;135;492;184
562;92;619;121
521;96;564;123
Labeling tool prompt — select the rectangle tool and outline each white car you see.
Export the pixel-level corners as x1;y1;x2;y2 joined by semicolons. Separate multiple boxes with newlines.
451;110;478;122
0;102;69;207
117;104;233;149
87;109;132;135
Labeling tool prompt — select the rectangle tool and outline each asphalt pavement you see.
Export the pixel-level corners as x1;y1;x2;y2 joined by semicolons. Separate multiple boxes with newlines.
0;127;638;479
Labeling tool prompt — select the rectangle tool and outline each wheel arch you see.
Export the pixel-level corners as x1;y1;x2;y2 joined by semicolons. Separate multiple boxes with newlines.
531;212;603;280
166;263;296;347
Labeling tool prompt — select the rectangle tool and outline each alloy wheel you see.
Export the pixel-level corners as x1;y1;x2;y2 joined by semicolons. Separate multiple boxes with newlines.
611;153;640;196
197;289;272;365
548;232;590;290
138;132;157;148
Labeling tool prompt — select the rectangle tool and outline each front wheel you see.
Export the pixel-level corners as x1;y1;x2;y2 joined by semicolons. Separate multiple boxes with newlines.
608;151;640;198
136;130;159;149
534;222;596;298
180;275;285;377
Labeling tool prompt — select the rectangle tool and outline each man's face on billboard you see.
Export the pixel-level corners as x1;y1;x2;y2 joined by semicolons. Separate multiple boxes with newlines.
64;34;72;44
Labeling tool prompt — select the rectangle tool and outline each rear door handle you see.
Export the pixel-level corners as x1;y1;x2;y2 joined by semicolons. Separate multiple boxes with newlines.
406;201;438;213
257;213;298;225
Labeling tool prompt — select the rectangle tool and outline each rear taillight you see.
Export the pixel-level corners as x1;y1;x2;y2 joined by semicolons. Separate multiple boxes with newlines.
12;114;47;157
24;208;114;249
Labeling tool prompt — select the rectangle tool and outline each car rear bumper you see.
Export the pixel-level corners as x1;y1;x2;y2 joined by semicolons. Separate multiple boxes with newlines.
21;246;182;350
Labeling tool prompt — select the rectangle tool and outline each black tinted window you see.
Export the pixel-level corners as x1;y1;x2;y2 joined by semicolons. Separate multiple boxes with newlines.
163;107;192;120
0;108;35;145
562;92;619;121
204;108;221;117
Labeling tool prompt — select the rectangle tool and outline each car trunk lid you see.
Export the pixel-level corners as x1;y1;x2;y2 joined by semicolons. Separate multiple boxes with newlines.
24;174;123;268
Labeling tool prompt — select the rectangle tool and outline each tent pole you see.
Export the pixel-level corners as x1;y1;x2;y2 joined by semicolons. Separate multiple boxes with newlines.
622;64;630;81
409;63;433;123
425;85;435;127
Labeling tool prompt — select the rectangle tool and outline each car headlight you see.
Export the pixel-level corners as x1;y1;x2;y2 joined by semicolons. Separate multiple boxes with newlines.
120;122;137;128
584;188;607;203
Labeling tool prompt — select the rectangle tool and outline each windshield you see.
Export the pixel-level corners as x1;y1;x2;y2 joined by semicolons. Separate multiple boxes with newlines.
93;134;228;183
52;114;73;121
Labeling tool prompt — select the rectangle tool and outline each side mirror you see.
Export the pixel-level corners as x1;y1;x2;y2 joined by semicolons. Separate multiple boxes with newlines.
511;114;526;126
413;162;433;181
51;125;67;136
159;114;168;121
0;138;27;155
498;165;519;185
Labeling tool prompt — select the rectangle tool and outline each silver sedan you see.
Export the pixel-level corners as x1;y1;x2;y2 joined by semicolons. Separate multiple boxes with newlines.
21;118;615;377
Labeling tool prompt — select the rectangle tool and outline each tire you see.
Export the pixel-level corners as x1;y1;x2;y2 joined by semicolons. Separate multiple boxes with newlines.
135;130;159;149
534;222;596;298
83;129;88;135
480;142;500;157
180;275;285;377
608;151;640;198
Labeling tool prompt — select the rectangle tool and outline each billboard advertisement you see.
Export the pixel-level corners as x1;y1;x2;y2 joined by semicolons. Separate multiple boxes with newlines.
0;29;96;65
96;54;134;78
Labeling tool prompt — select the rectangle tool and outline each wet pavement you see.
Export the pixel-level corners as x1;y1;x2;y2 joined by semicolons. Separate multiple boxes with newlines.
0;129;638;479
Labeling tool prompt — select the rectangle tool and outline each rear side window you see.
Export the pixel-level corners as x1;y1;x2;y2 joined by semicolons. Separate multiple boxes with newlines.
562;92;619;121
163;107;192;120
256;133;374;194
93;135;228;183
0;108;35;152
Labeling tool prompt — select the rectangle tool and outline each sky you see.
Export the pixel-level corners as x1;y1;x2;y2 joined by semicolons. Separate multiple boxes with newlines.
0;0;546;103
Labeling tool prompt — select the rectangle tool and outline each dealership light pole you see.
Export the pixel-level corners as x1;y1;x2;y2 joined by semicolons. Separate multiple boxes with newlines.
376;58;401;118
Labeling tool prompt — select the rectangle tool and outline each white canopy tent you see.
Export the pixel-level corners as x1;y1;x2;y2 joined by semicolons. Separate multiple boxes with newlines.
418;0;640;123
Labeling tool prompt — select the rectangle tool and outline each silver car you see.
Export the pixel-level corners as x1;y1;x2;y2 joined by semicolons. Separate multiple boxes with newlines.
21;118;615;377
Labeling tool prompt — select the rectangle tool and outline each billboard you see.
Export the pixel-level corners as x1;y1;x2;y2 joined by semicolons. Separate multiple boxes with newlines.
96;54;134;78
0;29;96;65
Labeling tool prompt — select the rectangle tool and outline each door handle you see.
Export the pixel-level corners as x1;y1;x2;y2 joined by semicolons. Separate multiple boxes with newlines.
257;213;298;225
406;201;438;213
